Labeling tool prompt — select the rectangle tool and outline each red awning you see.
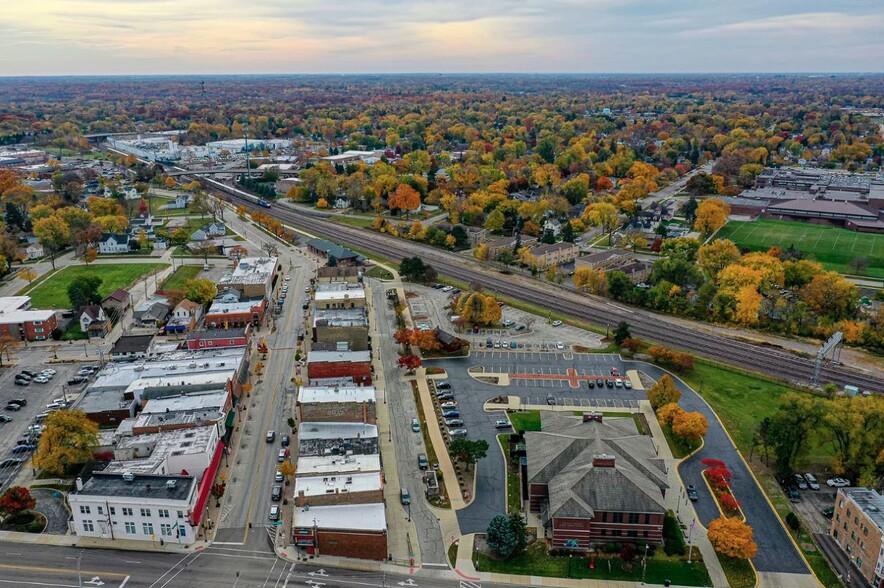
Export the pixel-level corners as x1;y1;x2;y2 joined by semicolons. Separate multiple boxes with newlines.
189;440;225;527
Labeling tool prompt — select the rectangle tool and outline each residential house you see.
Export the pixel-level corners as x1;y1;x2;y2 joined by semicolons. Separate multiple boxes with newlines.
165;300;203;334
543;219;563;237
830;488;884;587
109;334;154;362
133;301;170;328
25;243;44;259
80;305;110;338
98;234;131;255
525;412;669;549
101;289;132;321
190;222;226;242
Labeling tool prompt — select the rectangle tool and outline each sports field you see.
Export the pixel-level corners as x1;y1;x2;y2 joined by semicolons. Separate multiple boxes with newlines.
716;219;884;278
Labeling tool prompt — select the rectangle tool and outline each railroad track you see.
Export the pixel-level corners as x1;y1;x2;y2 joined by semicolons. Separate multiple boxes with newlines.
190;175;884;393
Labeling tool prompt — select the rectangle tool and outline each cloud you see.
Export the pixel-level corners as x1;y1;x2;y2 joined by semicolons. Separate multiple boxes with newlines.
687;11;884;36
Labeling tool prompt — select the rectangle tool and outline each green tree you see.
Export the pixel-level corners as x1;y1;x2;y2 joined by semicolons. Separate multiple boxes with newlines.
33;215;71;270
485;514;519;558
612;321;631;346
680;196;699;222
606;271;633;302
448;438;489;470
399;256;428;282
184;278;218;305
67;274;102;310
560;221;576;243
33;410;99;476
768;392;825;474
660;236;701;261
483;209;505;232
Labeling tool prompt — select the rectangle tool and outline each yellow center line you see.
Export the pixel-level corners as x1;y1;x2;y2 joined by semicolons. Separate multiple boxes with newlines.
0;563;128;577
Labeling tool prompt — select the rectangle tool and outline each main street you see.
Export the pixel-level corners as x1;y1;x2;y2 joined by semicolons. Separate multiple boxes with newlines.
0;541;500;588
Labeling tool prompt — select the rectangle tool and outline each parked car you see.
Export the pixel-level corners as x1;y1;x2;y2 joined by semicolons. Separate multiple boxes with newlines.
14;379;29;387
0;415;12;423
400;487;411;505
827;478;850;488
11;444;34;454
546;395;557;405
586;380;595;389
15;373;31;381
46;401;66;410
436;392;454;401
0;458;22;469
556;341;565;350
793;473;808;490
787;487;801;502
614;378;623;388
33;376;50;384
624;380;633;389
441;410;460;418
449;428;468;438
444;418;464;427
435;381;451;390
277;449;286;462
274;471;284;483
804;473;820;490
8;399;27;407
610;368;620;377
501;319;514;327
687;485;699;501
4;403;21;411
271;486;282;502
551;320;563;327
40;369;56;376
494;420;511;429
67;376;88;385
20;370;38;378
605;379;614;388
821;507;834;519
411;418;421;432
440;402;457;410
266;430;276;443
280;435;290;447
418;453;428;470
596;378;604;387
268;505;280;521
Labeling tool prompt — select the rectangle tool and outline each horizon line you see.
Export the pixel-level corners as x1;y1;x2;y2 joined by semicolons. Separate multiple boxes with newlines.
2;71;884;79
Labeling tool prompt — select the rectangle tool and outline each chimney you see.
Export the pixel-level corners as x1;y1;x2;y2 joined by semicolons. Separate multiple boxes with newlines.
592;454;616;468
583;411;603;423
75;477;84;491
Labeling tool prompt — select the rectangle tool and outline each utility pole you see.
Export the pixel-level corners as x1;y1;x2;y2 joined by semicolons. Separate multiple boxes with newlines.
76;549;84;588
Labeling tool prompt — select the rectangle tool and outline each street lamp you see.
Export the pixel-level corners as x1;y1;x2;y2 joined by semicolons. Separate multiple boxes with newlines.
641;543;649;584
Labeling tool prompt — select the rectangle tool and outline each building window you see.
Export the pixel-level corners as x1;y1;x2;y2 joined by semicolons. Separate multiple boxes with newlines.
179;526;186;537
34;328;44;333
125;522;136;534
143;523;154;536
628;513;639;524
83;520;94;532
122;507;133;516
161;523;173;536
856;558;862;568
97;506;104;515
230;340;235;345
80;506;91;514
644;514;651;524
612;530;622;537
140;508;151;518
643;531;649;538
834;529;839;539
159;509;170;518
600;512;607;522
627;530;638;538
613;512;623;524
600;530;607;537
109;507;116;516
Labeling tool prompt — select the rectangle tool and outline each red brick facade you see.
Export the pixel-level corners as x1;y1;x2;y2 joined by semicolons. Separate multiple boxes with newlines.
0;313;57;341
293;528;387;561
205;300;267;328
297;401;376;424
307;361;372;386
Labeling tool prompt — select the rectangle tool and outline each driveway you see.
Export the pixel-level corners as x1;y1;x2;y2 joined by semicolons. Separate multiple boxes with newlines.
427;350;812;578
30;488;70;534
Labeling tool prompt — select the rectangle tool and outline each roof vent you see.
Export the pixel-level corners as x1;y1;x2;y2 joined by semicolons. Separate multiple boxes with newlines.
166;480;177;490
122;472;135;482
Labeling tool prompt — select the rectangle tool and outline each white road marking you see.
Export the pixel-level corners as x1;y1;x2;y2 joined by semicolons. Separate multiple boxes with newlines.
118;578;130;588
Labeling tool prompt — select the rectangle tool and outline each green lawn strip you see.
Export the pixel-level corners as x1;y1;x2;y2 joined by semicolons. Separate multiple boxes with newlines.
148;196;192;216
717;555;756;588
364;266;394;280
475;542;711;586
330;215;376;228
717;219;884;278
26;263;167;309
498;434;521;514
804;551;842;588
160;265;201;292
660;423;699;459
508;410;541;433
61;322;87;341
447;541;459;566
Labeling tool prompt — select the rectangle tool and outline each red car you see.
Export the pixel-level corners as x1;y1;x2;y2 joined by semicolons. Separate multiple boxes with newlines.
610;368;620;377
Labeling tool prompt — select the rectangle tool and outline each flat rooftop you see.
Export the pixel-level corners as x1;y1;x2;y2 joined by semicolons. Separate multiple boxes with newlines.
295;454;381;476
313;308;367;328
842;488;884;533
0;295;55;322
142;390;230;413
293;503;386;532
207;299;263;314
307;350;371;364
298;386;376;405
294;472;382;497
72;473;195;502
298;422;378;440
89;348;245;391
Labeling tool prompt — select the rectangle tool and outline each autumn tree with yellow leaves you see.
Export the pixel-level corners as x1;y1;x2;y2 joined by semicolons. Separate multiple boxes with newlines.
693;198;730;235
34;410;99;476
708;517;758;559
455;292;502;325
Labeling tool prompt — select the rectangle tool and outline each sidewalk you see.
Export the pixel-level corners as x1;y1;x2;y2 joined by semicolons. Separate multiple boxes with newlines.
0;529;207;554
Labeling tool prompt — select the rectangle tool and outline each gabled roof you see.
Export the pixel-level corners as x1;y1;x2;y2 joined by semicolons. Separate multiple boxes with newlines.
306;238;360;260
81;305;104;321
102;288;131;304
101;233;130;245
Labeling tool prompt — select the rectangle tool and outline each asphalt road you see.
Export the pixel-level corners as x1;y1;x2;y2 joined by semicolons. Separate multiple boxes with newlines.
428;350;810;576
0;541;501;588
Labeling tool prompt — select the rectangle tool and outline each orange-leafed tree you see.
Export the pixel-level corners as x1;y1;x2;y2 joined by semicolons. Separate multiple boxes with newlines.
656;402;684;428
693;198;730;235
388;184;421;214
646;375;681;410
672;410;709;443
707;517;758;559
734;285;762;326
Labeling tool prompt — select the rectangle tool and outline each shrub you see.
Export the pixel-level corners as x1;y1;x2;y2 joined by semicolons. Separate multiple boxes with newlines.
785;512;801;531
663;512;687;556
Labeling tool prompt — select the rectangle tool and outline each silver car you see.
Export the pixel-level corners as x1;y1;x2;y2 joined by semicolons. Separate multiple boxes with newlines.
449;428;468;438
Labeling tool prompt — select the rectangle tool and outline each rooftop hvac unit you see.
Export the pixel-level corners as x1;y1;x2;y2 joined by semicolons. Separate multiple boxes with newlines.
166;480;177;490
122;472;135;482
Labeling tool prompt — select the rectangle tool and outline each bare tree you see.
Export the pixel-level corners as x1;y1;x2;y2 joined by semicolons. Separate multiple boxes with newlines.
0;336;21;367
262;242;279;257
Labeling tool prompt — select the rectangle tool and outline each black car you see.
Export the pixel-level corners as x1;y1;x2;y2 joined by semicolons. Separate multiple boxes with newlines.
8;399;26;407
605;379;614;388
787;487;801;503
67;376;88;385
687;485;699;501
436;392;454;401
0;458;22;468
596;378;604;387
586;380;595;389
271;486;282;502
20;370;38;378
280;435;290;447
435;382;451;390
0;415;12;423
821;507;834;519
11;444;34;454
546;395;557;406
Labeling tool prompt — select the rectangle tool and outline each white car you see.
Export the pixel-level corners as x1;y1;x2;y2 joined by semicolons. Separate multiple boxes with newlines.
285;276;291;281
827;478;850;488
804;473;820;490
556;341;565;350
41;369;57;376
33;376;50;384
551;320;563;327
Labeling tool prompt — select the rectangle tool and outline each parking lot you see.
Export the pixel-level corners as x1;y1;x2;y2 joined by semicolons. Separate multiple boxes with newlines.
0;360;86;491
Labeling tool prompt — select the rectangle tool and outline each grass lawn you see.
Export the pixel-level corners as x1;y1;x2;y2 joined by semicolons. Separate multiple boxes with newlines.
160;265;201;292
148;195;192;217
475;542;711;586
717;555;756;588
716;218;884;278
365;266;394;280
26;263;167;309
61;322;87;341
498;434;522;514
331;215;376;228
661;423;700;458
508;410;541;433
447;541;459;566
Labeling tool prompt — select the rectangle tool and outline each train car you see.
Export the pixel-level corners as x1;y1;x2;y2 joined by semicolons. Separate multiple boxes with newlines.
257;199;272;208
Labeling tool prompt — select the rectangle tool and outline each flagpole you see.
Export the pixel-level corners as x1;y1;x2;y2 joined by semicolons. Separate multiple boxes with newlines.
687;518;695;564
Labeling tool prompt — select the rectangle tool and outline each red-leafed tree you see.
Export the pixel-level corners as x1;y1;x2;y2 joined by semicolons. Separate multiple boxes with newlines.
0;486;36;517
398;354;422;371
393;328;416;346
719;492;741;511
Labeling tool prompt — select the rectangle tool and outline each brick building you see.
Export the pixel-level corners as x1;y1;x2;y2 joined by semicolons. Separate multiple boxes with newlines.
216;256;279;298
307;350;372;386
185;325;251;350
292;503;387;560
314;283;366;310
830;487;884;587
312;308;369;351
205;299;267;328
297;386;377;424
306;238;361;266
316;266;361;284
525;242;580;270
294;472;383;507
297;422;378;458
0;296;57;341
526;412;668;549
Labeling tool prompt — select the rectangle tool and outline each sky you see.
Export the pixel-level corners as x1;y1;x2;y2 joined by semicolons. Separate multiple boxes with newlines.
1;0;883;75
